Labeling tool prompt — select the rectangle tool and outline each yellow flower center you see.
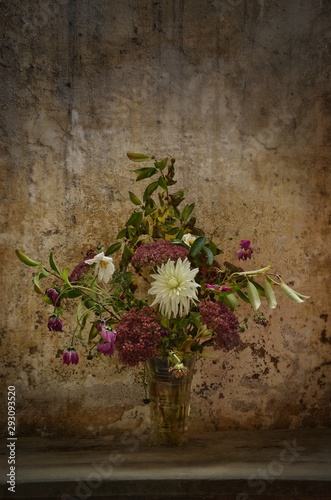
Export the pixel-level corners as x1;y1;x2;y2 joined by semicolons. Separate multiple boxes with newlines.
100;260;109;268
168;277;180;289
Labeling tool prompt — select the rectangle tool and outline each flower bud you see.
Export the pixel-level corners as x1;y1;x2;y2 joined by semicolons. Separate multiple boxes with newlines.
47;316;63;332
62;348;79;365
46;288;61;307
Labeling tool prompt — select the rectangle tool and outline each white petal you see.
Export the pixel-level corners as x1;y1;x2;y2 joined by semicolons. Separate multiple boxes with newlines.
85;251;105;265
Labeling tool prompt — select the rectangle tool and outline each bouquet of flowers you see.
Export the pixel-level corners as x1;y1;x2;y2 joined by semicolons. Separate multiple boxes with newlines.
16;153;309;375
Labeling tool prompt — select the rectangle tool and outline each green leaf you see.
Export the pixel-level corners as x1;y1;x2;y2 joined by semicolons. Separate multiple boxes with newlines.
61;268;73;287
127;152;150;162
189;236;206;258
16;250;40;267
128;191;142;206
77;301;89;328
236;289;250;303
133;167;158;181
158;176;168;190
62;289;83;299
49;251;60;274
203;246;214;265
264;277;277;309
280;283;309;303
88;323;100;342
155;158;168;170
168;189;187;207
125;211;143;229
33;275;44;294
181;203;195;222
143;180;159;201
120;244;134;270
105;242;122;256
206;241;219;256
116;228;127;239
223;293;240;310
247;279;261;310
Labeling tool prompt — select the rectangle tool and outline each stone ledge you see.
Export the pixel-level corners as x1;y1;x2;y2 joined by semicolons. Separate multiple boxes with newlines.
0;429;330;499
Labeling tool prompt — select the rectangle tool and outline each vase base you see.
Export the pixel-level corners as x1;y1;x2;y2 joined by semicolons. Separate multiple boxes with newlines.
149;431;188;447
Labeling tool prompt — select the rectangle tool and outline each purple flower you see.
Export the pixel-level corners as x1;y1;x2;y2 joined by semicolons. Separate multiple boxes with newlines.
199;300;240;351
132;240;189;269
46;288;61;307
205;284;232;292
237;240;254;260
68;249;96;283
63;348;79;365
47;316;63;332
97;327;117;356
115;307;162;366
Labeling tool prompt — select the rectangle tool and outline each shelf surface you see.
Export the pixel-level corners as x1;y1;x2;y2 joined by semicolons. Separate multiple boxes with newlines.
1;428;330;499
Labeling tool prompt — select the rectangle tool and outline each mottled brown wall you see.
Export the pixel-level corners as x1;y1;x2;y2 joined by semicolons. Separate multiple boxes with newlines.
1;0;330;438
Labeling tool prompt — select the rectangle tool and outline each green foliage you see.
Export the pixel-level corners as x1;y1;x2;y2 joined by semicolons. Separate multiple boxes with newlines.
15;152;310;364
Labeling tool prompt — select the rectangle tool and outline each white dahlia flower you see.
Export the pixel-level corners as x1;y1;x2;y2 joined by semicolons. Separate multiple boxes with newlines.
148;258;200;318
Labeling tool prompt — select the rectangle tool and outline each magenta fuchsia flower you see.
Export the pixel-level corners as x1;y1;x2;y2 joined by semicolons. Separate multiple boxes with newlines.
237;240;254;260
97;327;117;356
132;240;188;269
63;348;79;365
46;288;61;307
47;316;63;332
115;306;162;366
199;300;240;351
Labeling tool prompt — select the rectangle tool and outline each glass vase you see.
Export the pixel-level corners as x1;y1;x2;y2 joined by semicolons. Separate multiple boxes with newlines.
146;355;196;446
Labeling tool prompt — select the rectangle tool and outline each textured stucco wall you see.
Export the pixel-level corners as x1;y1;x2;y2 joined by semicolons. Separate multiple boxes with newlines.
1;0;330;438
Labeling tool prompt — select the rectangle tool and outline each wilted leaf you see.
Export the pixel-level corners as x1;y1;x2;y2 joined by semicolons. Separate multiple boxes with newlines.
223;293;240;310
280;283;309;303
247;279;261;310
127;152;150;162
232;265;272;277
264;277;277;309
